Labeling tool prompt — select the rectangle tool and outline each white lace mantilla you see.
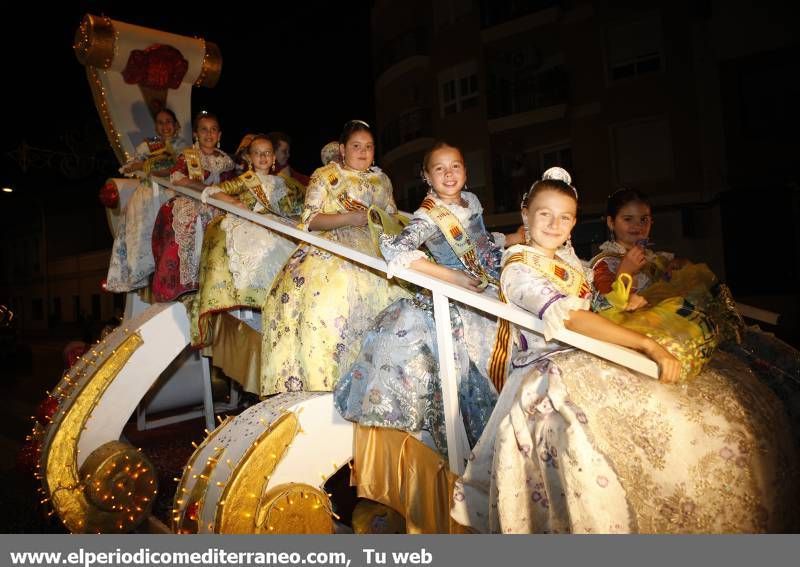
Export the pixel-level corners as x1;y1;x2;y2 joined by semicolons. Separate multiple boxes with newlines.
222;215;297;291
418;191;483;225
172;198;208;286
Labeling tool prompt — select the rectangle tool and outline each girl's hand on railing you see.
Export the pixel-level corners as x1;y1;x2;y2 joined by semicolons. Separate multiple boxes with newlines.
120;160;144;175
643;339;680;383
449;270;483;293
211;192;243;208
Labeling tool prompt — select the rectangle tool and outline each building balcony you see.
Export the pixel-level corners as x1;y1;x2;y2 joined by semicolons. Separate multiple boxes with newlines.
486;64;569;129
380;107;434;156
375;28;430;78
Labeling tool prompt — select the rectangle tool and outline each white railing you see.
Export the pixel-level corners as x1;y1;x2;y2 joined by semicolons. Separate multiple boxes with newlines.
157;178;658;474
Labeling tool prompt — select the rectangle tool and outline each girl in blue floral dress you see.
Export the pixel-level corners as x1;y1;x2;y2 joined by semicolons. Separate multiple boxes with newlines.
334;141;524;454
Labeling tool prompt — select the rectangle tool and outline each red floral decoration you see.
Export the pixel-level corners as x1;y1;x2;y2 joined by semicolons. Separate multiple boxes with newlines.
35;396;60;425
122;44;189;90
99;181;119;208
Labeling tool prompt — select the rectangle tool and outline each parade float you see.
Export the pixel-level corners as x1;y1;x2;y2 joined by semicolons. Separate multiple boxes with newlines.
30;15;797;535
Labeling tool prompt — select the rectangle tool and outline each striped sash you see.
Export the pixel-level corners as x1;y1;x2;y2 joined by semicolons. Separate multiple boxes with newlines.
419;197;498;288
239;171;271;211
488;287;512;392
487;250;591;391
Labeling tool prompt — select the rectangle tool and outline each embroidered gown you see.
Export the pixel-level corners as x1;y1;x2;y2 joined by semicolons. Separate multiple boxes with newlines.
105;136;186;292
151;148;235;302
190;171;302;349
259;162;409;395
451;243;798;533
593;239;800;444
335;192;502;454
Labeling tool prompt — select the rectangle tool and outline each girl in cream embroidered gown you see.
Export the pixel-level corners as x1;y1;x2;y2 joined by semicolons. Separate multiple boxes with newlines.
260;123;408;395
451;172;798;534
106;109;187;292
190;135;302;350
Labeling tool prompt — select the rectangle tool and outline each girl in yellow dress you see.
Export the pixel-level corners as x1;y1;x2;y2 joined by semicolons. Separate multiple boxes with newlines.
260;120;408;395
590;188;725;382
190;135;301;351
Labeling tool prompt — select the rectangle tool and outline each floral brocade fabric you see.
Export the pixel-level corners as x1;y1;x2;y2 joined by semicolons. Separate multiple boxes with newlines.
259;163;409;395
334;191;502;455
450;241;799;533
453;350;799;533
189;174;300;348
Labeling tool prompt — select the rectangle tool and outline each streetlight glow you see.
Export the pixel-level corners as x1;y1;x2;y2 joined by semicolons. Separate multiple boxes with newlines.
1;187;12;193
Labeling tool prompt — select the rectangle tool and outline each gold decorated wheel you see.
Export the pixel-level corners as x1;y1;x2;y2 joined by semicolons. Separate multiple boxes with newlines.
255;484;333;534
78;440;158;533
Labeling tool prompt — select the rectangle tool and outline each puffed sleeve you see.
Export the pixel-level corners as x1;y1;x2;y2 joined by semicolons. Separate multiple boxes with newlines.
379;214;437;278
593;257;617;294
501;263;590;341
299;169;329;230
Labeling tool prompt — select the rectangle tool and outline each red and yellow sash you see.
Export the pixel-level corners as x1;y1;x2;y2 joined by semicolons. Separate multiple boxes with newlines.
239;170;270;211
488;250;591;391
322;167;370;213
419;197;498;288
507;251;592;299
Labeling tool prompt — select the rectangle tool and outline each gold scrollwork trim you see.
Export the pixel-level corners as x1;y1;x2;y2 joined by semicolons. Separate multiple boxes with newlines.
257;484;333;534
215;411;299;533
195;40;223;88
172;416;232;534
74;14;116;69
43;333;143;533
86;66;128;165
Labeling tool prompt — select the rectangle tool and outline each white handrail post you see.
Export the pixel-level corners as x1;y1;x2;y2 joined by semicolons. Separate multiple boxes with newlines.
432;290;466;475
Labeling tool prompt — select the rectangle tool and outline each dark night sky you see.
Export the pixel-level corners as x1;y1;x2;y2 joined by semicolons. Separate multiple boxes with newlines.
4;1;374;183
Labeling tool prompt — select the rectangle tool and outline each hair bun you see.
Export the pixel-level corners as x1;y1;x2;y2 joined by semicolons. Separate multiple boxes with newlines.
542;166;572;185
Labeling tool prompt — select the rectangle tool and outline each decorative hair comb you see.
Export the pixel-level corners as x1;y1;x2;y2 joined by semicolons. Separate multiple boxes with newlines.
344;119;370;129
521;166;578;207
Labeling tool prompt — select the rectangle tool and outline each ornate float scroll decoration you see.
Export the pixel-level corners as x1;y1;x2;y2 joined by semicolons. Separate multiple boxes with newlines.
74;13;222;165
175;393;352;534
39;333;158;533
